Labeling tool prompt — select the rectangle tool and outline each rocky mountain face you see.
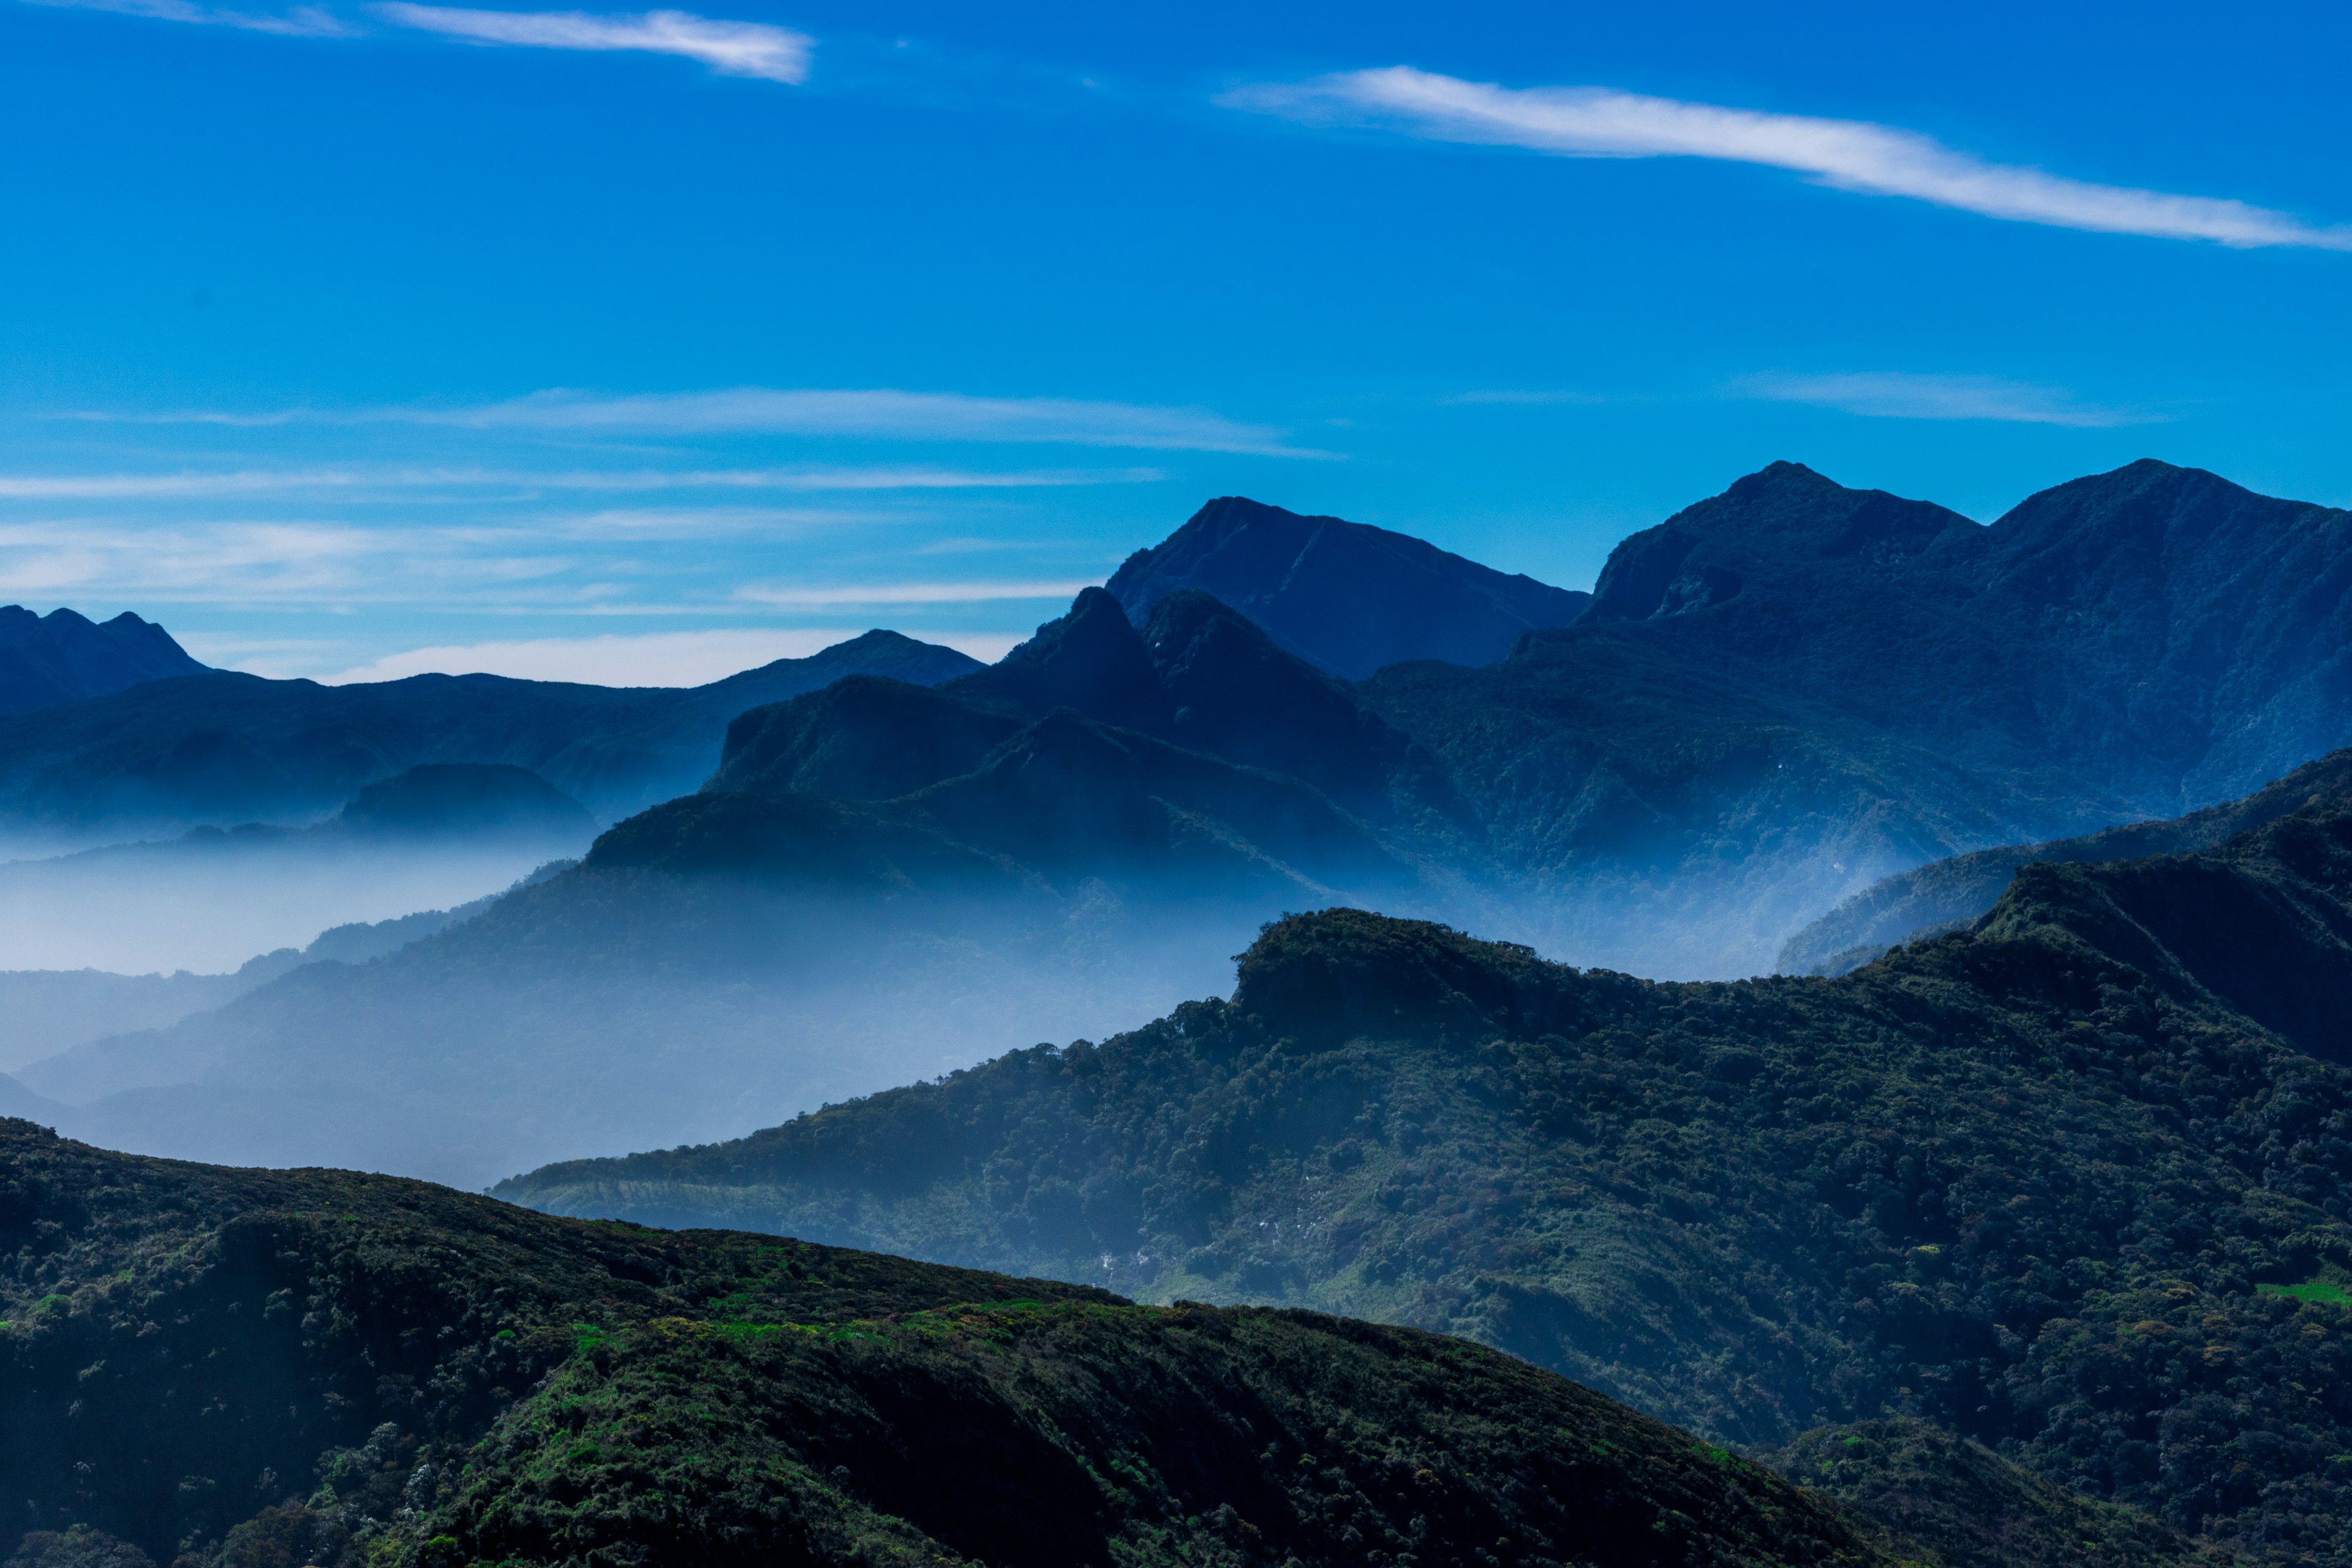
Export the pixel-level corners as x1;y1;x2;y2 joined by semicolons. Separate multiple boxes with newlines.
0;1121;1900;1568
0;629;980;839
1106;496;1589;679
507;788;2352;1566
0;606;206;718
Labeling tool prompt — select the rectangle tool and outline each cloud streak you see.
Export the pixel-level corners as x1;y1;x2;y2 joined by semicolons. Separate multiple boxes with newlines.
61;386;1325;456
372;3;811;82
1224;67;2352;251
0;463;1162;500
1736;371;2157;427
22;0;347;34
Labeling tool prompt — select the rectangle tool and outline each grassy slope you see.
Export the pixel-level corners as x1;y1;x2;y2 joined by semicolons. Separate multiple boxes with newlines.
0;1121;1897;1568
507;799;2352;1565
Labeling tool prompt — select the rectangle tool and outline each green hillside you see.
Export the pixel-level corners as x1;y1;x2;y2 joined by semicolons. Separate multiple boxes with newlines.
0;1121;1897;1568
507;791;2352;1564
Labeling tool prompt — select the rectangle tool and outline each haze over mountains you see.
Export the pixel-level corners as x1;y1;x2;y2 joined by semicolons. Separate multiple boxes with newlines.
16;455;2352;1568
13;456;2352;1185
510;784;2352;1564
0;628;979;850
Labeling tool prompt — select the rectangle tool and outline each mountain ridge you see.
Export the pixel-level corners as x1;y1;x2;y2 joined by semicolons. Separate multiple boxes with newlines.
0;605;208;717
502;785;2352;1564
1106;496;1590;679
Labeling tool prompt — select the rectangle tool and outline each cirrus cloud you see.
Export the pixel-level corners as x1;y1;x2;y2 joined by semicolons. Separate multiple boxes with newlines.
371;2;811;82
1223;67;2352;252
64;386;1328;457
1735;371;2158;427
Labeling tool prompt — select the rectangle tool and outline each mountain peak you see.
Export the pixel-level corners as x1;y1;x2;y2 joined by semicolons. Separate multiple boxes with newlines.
0;604;208;716
1107;497;1587;679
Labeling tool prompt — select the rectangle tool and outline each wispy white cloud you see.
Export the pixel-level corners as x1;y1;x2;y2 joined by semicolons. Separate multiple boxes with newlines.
1224;66;2352;251
0;520;562;602
0;463;1162;500
734;579;1093;608
1735;371;2158;427
63;387;1327;457
372;3;810;82
21;0;348;34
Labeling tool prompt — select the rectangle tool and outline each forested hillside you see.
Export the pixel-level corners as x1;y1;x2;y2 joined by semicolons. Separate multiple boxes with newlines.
510;788;2352;1564
0;1122;1899;1568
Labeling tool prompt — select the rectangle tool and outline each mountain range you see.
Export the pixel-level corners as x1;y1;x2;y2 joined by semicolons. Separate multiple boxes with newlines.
0;606;206;717
504;782;2352;1566
0;628;979;843
20;458;2352;1178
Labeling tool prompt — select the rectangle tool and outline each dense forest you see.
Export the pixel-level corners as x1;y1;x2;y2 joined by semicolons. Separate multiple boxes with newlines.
510;788;2352;1564
0;1121;1905;1568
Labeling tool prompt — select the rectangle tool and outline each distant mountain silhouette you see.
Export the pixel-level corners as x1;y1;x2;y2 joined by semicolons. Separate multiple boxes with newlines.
1106;496;1589;678
0;605;207;715
0;628;980;839
1779;748;2352;974
1350;458;2352;970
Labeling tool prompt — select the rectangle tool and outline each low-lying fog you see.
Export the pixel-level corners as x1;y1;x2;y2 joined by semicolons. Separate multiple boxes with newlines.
0;834;589;974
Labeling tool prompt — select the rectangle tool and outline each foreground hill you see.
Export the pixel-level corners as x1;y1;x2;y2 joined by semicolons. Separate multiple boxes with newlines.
1106;496;1590;678
509;790;2352;1564
1779;748;2352;974
0;605;206;717
0;1121;1898;1568
0;629;979;841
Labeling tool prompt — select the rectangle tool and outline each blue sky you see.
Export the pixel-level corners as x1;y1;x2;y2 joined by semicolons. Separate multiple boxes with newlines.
3;0;2346;683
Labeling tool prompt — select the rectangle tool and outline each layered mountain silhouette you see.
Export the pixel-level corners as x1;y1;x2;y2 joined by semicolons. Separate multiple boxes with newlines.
507;785;2352;1564
0;628;979;841
0;1121;1905;1568
1781;747;2352;974
1106;496;1590;677
1346;458;2352;970
9;595;1457;1180
0;605;207;717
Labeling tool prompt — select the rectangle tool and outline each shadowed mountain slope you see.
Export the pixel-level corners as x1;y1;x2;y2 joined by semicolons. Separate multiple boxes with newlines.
1350;459;2352;971
1765;1420;2225;1568
0;606;206;717
0;1121;1898;1568
1781;749;2352;975
1106;496;1590;679
0;629;979;840
510;792;2352;1564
